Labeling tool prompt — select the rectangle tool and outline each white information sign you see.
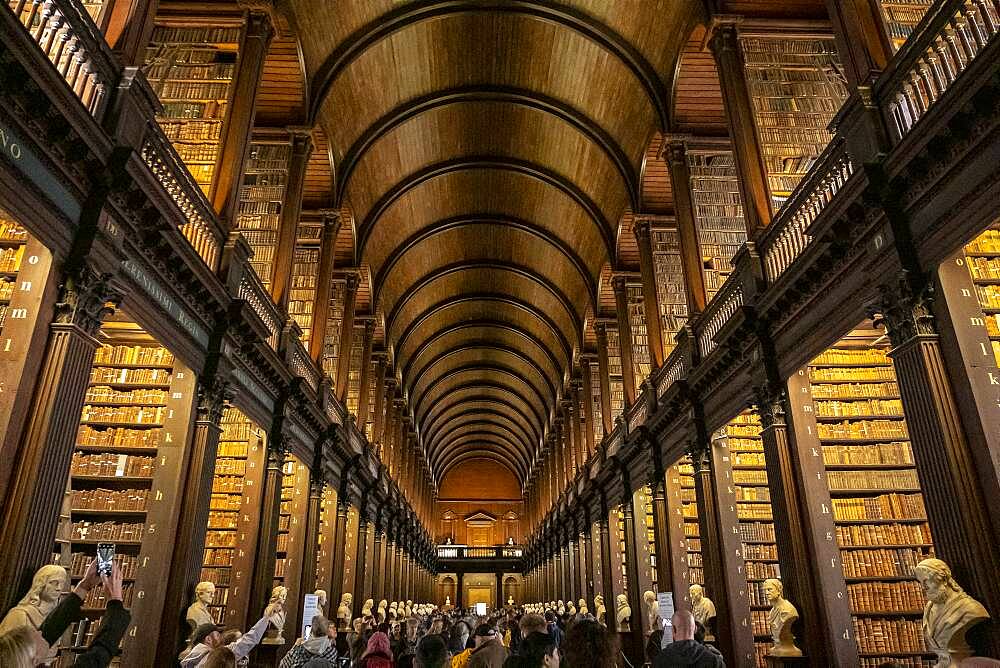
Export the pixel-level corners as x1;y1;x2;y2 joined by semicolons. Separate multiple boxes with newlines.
301;593;320;639
657;591;675;647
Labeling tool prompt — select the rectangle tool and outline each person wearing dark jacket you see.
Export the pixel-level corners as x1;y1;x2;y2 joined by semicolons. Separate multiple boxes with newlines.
653;611;725;668
38;559;131;668
467;624;508;668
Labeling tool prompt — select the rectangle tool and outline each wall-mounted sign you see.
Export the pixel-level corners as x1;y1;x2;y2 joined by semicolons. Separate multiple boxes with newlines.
121;259;210;346
0;115;81;220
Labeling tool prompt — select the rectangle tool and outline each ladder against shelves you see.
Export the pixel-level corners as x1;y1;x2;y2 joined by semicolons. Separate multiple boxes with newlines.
808;326;937;667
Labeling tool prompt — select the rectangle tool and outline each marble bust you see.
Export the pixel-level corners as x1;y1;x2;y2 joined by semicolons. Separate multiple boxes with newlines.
337;593;353;629
377;599;387;622
557;599;566;616
508;596;514;606
263;585;288;645
315;589;328;614
690;584;716;640
361;598;374;618
764;579;802;657
578;598;589;616
567;602;577;616
0;565;69;665
643;590;660;634
186;581;216;635
915;558;991;667
594;595;606;625
616;593;632;632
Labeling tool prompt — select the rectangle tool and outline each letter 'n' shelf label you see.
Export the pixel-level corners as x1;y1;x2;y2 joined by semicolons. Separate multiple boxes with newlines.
0;116;81;221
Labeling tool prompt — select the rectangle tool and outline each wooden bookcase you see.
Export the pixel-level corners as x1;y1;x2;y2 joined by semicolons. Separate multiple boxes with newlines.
650;228;689;357
876;1;934;51
686;149;746;301
640;485;658;591
677;456;704;587
345;323;365;416
808;330;936;667
200;406;266;629
234;139;292;289
627;284;651;390
55;319;196;664
315;486;338;601
739;35;848;211
142;24;240;196
612;505;629;607
605;325;626;421
965;225;1000;365
321;280;346;380
589;363;604;445
720;411;778;667
0;215;28;335
363;357;378;441
275;455;309;636
288;226;320;346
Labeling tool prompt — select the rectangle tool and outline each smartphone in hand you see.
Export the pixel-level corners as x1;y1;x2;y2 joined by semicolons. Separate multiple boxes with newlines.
96;542;115;577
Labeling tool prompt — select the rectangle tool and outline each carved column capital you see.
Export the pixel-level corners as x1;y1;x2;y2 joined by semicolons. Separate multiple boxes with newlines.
343;271;361;293
707;15;742;57
54;266;122;335
868;274;936;348
753;383;787;431
611;273;629;295
196;377;232;424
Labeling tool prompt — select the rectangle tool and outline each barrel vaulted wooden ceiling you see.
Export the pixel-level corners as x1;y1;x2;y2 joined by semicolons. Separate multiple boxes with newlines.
270;0;827;490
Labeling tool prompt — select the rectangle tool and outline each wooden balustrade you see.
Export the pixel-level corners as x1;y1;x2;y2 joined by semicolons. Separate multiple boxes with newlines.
5;0;116;117
288;338;320;392
696;279;744;358
238;270;282;350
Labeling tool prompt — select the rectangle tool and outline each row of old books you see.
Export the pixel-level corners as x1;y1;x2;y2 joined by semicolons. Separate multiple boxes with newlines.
853;618;925;653
818;419;909;440
71;453;154;478
71;520;144;542
80;405;167;425
836;522;932;547
76;425;161;449
70;552;137;579
84;386;167;404
89;366;171;385
832;494;926;521
848;579;925;613
71;488;149;512
822;442;913;466
841;547;927;578
815;399;904;417
828;468;919;491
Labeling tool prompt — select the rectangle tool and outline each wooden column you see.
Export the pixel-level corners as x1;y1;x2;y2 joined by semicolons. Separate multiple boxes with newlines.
612;275;637;405
155;375;230;666
248;444;285;617
371;520;385;605
570;382;583;474
581;522;595;605
875;282;1000;652
598;504;617;626
756;376;858;664
651;468;690;610
352;514;371;612
354;319;376;427
663;138;708;315
270;129;313;307
0;268;121;612
369;356;387;443
823;0;893;87
691;436;755;667
335;272;360;400
580;358;597;457
212;9;274;223
708;19;772;234
595;324;614;433
622;494;648;662
309;212;341;362
571;535;582;603
106;0;158;67
329;499;350;621
634;218;666;368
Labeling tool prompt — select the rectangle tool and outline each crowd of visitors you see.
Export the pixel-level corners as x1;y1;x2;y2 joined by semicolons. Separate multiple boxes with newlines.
0;563;733;667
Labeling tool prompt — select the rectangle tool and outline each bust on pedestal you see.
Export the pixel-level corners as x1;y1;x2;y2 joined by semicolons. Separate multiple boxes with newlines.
185;582;216;636
616;593;632;632
337;593;353;630
315;589;328;615
594;595;606;626
0;565;69;665
690;584;716;641
643;591;660;634
262;586;288;645
764;579;802;658
361;598;374;619
915;558;991;667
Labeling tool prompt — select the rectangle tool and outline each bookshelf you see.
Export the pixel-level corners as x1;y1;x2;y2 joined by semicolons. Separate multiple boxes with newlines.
627;284;651;389
200;406;266;628
321;280;347;379
687;150;747;300
876;1;934;51
315;485;337;598
0;214;27;335
275;454;309;616
964;226;1000;366
614;506;629;602
288;242;320;346
605;325;626;421
650;228;689;357
589;363;604;445
739;35;848;211
345;323;365;415
641;485;658;590
55;320;195;663
720;410;778;666
142;25;240;196
808;331;936;666
234;140;291;289
677;456;704;586
364;358;378;441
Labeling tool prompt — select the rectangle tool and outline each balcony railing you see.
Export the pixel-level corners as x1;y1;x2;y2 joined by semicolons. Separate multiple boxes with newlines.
881;0;1000;142
289;337;320;392
697;278;744;358
6;0;115;118
238;271;282;350
437;545;523;559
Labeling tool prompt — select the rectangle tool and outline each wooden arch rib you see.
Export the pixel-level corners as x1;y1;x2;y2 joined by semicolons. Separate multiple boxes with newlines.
436;445;528;486
437;452;523;489
432;423;533;468
386;264;582;353
409;346;556;413
427;413;536;458
431;433;531;480
412;364;549;423
306;0;669;131
421;390;543;445
359;157;615;262
372;215;597;307
424;405;539;453
335;85;639;210
401;323;561;395
415;379;545;436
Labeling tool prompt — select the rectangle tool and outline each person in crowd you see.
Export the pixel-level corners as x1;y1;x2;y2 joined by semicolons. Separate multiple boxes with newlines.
415;633;450;668
542;612;562;648
218;630;248;668
279;614;339;667
646;629;664;664
560;619;616;668
448;622;471;665
694;621;707;644
501;632;558;668
429;617;445;636
394;617;420;658
0;559;130;668
180;599;283;667
202;647;237;668
468;623;508;668
357;631;394;668
516;613;546;648
653;610;725;668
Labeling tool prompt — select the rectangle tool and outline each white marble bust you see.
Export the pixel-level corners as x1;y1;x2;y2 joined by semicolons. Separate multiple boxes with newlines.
616;593;632;632
915;558;991;667
764;579;802;657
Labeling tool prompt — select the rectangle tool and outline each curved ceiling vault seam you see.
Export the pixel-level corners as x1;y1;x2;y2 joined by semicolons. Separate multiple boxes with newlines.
427;416;536;459
334;85;640;209
358;157;616;265
432;423;532;462
423;406;538;450
371;214;598;305
306;0;669;131
411;363;552;421
414;380;547;434
431;434;531;478
421;391;544;444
